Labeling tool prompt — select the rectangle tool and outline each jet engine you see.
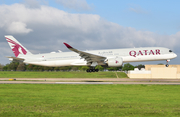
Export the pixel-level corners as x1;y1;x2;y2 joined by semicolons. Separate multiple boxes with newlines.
105;57;123;67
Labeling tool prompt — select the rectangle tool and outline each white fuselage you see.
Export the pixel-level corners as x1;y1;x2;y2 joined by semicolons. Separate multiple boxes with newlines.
21;47;177;67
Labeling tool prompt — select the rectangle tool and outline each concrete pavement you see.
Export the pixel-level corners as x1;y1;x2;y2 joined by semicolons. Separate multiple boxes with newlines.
1;78;180;85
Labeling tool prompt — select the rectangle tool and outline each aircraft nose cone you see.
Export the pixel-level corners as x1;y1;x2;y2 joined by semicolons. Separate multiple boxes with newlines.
174;53;177;58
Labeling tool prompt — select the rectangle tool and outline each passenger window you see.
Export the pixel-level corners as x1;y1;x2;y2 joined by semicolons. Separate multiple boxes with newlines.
169;50;172;52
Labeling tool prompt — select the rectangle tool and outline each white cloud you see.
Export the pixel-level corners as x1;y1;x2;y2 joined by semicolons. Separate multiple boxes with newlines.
56;0;91;11
6;21;33;34
22;0;41;8
0;3;180;65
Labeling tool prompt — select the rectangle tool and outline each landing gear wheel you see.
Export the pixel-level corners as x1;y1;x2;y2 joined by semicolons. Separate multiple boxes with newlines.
86;69;91;73
165;60;170;67
95;69;99;72
86;69;99;72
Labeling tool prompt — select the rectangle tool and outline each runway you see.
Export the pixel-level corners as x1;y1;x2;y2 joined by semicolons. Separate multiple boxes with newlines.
1;78;180;85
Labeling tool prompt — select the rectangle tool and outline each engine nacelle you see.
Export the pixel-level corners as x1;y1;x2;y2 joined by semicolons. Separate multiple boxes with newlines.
106;57;123;67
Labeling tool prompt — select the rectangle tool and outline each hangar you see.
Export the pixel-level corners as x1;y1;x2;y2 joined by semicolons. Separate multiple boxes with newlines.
128;65;180;79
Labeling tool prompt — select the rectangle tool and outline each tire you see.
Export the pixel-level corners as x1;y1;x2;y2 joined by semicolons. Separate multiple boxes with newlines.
95;69;99;72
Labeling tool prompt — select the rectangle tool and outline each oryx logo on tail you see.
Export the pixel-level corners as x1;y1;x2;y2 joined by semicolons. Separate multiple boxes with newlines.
5;37;27;57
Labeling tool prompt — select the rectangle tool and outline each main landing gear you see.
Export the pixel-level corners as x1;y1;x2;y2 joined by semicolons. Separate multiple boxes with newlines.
165;60;170;67
86;68;99;72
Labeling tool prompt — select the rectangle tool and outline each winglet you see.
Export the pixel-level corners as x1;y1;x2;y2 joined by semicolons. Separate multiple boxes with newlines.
63;42;73;49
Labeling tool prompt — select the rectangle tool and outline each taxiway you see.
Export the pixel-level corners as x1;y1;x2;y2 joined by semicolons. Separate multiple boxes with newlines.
1;78;180;85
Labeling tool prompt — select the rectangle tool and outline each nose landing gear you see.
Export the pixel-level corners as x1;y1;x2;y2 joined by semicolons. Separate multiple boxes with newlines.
165;60;170;67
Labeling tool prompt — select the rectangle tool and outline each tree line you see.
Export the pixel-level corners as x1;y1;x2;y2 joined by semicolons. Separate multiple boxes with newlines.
0;62;145;71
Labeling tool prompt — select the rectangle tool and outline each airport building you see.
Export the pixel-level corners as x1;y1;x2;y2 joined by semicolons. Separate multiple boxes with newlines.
128;65;180;79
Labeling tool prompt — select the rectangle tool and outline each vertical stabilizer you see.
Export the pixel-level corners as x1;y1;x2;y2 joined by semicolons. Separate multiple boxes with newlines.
5;35;32;57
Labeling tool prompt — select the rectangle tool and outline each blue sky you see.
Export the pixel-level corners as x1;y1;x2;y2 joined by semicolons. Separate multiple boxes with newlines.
96;1;180;35
0;0;179;65
50;0;180;35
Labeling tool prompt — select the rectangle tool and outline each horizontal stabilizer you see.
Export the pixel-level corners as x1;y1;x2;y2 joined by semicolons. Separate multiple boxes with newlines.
6;56;25;62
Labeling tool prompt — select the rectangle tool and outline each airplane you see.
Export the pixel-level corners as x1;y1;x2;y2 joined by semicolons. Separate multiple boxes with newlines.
5;35;177;72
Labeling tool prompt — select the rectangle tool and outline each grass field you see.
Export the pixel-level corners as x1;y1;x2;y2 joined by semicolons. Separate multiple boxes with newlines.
0;71;127;78
0;84;180;116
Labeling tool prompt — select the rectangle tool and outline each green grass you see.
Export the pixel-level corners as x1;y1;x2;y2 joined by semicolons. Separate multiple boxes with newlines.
0;71;127;78
0;84;180;116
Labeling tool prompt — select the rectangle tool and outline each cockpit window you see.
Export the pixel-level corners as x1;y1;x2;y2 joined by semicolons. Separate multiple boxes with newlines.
169;50;172;52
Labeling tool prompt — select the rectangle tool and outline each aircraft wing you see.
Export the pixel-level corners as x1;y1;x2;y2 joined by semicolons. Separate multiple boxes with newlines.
63;43;106;66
